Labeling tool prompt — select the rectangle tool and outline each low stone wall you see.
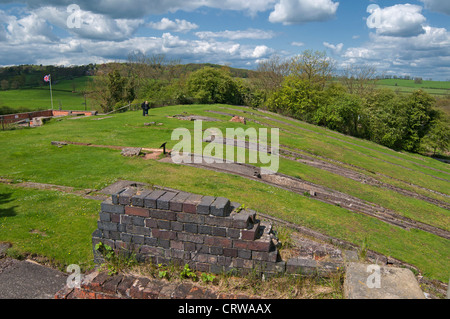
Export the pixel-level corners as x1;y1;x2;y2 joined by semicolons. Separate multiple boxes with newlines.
92;186;342;277
55;270;260;299
0;109;97;126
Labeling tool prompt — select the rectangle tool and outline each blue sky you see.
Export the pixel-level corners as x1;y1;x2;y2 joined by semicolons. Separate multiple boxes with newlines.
0;0;449;80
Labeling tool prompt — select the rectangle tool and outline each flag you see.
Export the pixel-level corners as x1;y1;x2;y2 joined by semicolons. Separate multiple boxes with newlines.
44;74;50;82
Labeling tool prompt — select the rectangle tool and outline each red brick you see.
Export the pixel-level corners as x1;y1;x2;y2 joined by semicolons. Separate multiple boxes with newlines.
204;236;232;248
247;240;272;252
125;206;150;217
152;229;176;240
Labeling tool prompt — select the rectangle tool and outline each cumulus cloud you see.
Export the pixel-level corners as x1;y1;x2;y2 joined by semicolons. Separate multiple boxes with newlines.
419;0;450;15
195;28;275;40
323;42;344;54
2;0;277;18
366;4;426;37
269;0;339;25
342;25;450;79
148;18;198;33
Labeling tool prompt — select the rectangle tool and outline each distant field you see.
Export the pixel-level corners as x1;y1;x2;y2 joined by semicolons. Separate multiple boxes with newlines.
0;76;94;113
376;79;450;96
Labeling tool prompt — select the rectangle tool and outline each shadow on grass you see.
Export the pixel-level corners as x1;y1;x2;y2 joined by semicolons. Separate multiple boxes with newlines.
0;192;17;218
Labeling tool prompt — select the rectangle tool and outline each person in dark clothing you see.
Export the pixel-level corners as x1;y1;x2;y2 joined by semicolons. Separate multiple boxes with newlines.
141;101;149;116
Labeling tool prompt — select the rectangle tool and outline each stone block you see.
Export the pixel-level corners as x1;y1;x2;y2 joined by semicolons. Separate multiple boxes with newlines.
143;190;166;208
177;212;205;224
97;221;118;232
177;233;204;244
184;223;198;234
204;236;232;248
286;258;318;275
148;209;177;221
119;188;137;205
125;206;150;218
198;225;213;235
183;194;203;213
144;218;157;228
126;225;151;236
101;199;125;214
157;219;171;230
169;192;191;212
212;226;227;237
210;197;231;217
247;239;273;252
131;189;153;207
99;212;111;222
227;228;241;239
344;263;425;299
241;222;260;241
152;229;176;240
223;248;238;258
170;221;183;232
156;191;178;210
196;196;215;215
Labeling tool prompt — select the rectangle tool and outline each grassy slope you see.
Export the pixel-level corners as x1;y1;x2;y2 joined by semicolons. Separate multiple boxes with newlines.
0;104;449;281
376;79;450;96
0;76;93;112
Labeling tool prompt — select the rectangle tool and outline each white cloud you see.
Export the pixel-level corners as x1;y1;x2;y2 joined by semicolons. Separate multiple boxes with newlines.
419;0;450;15
148;18;198;33
8;0;277;19
342;25;450;80
323;42;344;54
195;28;275;40
269;0;339;25
366;4;426;37
291;41;304;47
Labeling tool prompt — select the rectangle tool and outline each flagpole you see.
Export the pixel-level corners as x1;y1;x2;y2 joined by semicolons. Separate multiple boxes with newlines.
49;75;54;111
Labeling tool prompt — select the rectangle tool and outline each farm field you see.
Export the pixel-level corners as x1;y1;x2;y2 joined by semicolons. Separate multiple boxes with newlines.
0;76;93;114
376;79;450;96
0;104;448;284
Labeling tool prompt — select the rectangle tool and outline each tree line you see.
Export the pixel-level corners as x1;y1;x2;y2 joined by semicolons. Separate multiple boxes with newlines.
88;51;449;156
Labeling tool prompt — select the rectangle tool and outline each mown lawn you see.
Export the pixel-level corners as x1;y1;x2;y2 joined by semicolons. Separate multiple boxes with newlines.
0;104;449;282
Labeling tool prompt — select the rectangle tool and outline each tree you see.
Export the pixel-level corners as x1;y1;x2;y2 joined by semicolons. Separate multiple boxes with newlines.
187;67;242;105
422;117;450;155
340;64;378;95
289;50;334;89
252;55;291;95
0;79;8;90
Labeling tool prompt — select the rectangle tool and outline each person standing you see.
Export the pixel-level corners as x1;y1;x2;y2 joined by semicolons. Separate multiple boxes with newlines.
141;100;149;116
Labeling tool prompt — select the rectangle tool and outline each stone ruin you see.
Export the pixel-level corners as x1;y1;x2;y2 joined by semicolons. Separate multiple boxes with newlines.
92;185;343;277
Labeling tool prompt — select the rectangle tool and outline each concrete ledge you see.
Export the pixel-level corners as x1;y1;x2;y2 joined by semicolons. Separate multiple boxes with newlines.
344;262;425;299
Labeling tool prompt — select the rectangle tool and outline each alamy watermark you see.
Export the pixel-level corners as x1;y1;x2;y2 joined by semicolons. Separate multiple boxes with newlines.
66;264;82;288
171;120;280;175
366;264;381;289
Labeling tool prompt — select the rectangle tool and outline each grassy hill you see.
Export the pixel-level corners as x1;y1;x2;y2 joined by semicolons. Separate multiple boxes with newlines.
0;104;448;284
0;76;93;114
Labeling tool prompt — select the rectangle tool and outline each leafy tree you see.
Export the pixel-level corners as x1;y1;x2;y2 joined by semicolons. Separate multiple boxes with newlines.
187;67;242;105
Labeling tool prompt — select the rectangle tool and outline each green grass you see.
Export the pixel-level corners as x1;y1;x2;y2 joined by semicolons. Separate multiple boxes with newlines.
0;76;94;113
376;79;450;96
0;104;448;282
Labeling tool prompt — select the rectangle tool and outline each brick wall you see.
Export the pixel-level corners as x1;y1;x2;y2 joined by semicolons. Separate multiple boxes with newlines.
92;186;287;276
92;186;343;278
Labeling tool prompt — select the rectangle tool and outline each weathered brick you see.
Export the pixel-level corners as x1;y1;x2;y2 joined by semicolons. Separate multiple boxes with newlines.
140;245;165;256
157;238;171;249
178;232;204;244
149;209;177;221
183;194;203;213
286;258;318;275
204;236;232;248
111;189;125;205
131;189;153;207
144;236;158;247
101;199;125;214
111;214;121;224
238;249;252;260
125;206;150;218
117;276;136;298
152;229;176;240
196;244;209;254
241;222;260;241
143;190;166;208
231;211;255;229
170;240;184;250
247;239;273;252
212;226;227;237
210;246;223;255
195;263;211;273
171;221;183;232
102;274;124;295
198;225;213;235
177;212;205;224
99;212;111;222
196;196;215;215
194;253;217;264
144;218;157;228
227;228;241;239
126;225;151;236
184;242;196;251
184;223;198;234
97;221;118;232
157;219;171;230
233;240;249;250
119;188;137;205
223;248;238;258
169;192;191;212
210;197;231;217
204;216;233;228
131;235;145;245
156;191;178;210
